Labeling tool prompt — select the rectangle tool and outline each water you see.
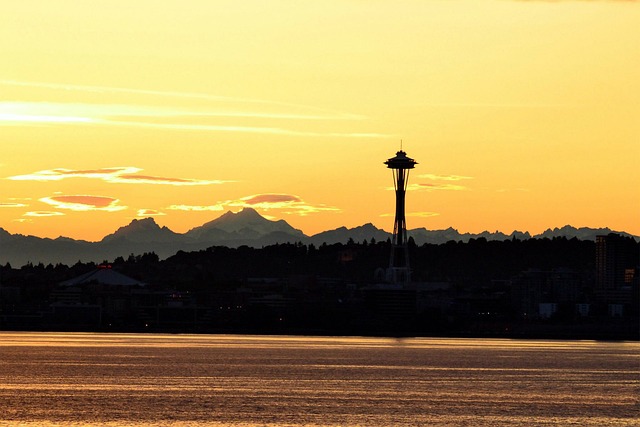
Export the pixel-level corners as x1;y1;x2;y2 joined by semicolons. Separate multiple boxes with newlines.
0;332;638;426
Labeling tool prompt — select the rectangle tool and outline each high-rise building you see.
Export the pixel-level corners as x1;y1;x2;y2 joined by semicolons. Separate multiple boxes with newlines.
384;150;417;285
595;233;639;305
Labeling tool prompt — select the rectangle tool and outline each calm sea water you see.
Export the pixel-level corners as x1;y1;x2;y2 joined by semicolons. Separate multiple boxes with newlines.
0;332;638;426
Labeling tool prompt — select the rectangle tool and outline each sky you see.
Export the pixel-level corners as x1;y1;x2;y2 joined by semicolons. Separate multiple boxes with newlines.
1;0;638;241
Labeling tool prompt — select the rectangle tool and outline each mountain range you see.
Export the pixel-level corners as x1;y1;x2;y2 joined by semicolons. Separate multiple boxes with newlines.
0;208;637;267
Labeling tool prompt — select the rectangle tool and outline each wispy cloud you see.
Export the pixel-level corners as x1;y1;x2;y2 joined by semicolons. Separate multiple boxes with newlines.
0;101;360;122
411;183;469;191
96;119;386;138
40;195;127;212
137;209;166;217
408;211;440;218
0;112;93;124
0;202;28;208
8;167;227;186
9;167;139;182
23;211;65;217
0;81;387;138
0;102;386;138
241;194;302;205
400;173;475;192
110;174;228;186
0;80;365;120
417;174;473;182
228;193;340;215
168;193;340;216
167;204;225;212
389;183;469;192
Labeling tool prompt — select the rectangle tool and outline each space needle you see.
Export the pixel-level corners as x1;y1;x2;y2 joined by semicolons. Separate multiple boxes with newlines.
384;149;417;285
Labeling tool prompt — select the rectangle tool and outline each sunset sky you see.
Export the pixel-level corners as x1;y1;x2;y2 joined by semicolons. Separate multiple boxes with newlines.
1;0;638;241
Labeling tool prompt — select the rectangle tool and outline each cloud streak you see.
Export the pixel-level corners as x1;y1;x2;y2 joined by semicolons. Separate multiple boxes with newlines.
108;119;386;138
403;173;475;192
9;167;227;186
137;209;166;217
0;202;28;208
412;183;469;191
408;211;440;218
9;167;140;182
23;211;65;217
0;112;93;124
0;81;387;138
40;195;127;212
417;174;473;181
168;193;340;216
110;174;228;186
0;102;386;138
0;101;361;122
229;193;340;215
0;80;365;120
241;194;302;205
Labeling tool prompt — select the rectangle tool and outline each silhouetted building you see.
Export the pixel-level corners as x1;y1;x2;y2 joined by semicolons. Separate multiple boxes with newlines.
50;264;146;328
59;264;146;287
595;233;639;306
384;149;417;285
510;268;589;319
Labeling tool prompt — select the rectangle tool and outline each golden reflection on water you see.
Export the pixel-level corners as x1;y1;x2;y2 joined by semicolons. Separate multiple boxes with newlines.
0;332;638;426
1;331;633;349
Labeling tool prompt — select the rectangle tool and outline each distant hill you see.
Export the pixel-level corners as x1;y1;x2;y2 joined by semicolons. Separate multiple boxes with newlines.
534;225;637;241
186;208;305;242
407;227;532;245
0;209;637;267
102;217;185;244
308;223;391;246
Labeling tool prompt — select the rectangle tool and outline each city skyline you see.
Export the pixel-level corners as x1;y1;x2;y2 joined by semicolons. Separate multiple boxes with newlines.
1;1;639;241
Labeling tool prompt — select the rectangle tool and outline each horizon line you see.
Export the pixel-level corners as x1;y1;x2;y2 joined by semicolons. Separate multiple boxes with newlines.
1;211;636;244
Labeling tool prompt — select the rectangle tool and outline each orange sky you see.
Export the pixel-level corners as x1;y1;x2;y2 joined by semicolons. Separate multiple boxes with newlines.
1;0;639;241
